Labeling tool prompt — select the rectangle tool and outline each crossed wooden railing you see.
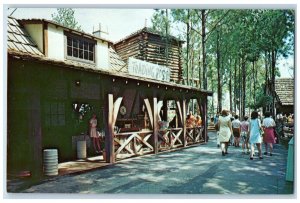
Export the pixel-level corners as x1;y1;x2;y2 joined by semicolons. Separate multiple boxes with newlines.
114;130;154;158
158;128;184;150
158;126;204;151
113;127;204;159
186;126;204;145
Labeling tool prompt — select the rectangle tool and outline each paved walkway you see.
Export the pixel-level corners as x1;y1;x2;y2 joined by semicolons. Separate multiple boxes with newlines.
7;132;294;196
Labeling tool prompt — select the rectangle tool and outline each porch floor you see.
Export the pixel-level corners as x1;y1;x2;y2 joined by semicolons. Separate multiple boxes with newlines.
58;153;138;176
58;155;109;176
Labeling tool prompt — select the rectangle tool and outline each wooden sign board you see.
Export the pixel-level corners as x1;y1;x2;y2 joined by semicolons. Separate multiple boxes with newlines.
128;57;171;82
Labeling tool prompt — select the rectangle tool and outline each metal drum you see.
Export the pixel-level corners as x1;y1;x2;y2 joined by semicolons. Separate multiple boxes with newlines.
77;140;87;159
43;149;58;176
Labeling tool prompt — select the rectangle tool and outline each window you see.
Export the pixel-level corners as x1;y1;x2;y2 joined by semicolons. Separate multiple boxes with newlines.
66;34;95;62
156;46;166;55
45;102;65;126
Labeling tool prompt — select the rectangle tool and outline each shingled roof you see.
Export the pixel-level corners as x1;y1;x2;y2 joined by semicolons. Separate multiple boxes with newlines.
275;78;294;106
7;16;43;56
109;47;127;73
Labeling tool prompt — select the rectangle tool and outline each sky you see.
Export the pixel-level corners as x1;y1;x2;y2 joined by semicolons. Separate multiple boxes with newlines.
6;6;295;78
9;8;155;43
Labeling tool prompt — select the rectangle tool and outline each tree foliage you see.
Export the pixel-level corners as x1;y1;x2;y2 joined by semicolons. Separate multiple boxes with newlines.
151;9;294;117
51;8;82;31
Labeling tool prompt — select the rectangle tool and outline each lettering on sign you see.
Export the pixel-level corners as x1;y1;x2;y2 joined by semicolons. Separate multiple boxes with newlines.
128;57;170;82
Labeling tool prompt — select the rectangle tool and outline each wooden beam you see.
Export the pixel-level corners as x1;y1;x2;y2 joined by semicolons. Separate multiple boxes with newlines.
162;99;168;121
157;100;163;121
176;100;183;125
153;97;158;154
112;97;123;127
43;22;48;57
107;94;115;163
144;98;153;128
182;99;187;147
202;96;208;143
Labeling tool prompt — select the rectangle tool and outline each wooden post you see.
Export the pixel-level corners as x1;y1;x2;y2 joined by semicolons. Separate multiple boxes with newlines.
201;96;208;143
162;99;168;121
144;98;154;128
157;100;164;121
176;100;183;126
106;94;123;163
107;94;115;163
182;99;187;147
153;97;158;154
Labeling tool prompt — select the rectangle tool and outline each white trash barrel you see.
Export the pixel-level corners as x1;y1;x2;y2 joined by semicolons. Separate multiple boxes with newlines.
43;149;58;176
77;140;87;159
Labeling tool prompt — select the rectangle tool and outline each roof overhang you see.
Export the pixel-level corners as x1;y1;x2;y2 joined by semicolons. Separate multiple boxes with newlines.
8;50;213;97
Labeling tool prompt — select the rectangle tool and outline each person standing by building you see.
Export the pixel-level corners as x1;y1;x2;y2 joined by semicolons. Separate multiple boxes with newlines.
232;115;241;147
240;116;250;154
217;110;233;156
186;112;196;128
249;111;263;160
262;111;276;156
89;114;102;153
195;115;202;127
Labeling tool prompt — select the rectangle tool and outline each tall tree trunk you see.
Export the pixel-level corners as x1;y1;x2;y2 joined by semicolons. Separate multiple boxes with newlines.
186;10;190;86
271;49;277;117
242;58;246;118
252;61;256;104
201;10;207;90
198;48;202;89
191;48;195;87
264;51;268;94
239;58;242;115
165;9;169;66
209;63;214;115
229;58;232;112
217;29;222;113
254;60;258;104
190;31;195;87
234;58;237;113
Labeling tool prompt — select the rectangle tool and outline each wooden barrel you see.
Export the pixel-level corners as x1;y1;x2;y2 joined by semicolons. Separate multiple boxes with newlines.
43;149;58;176
77;141;87;159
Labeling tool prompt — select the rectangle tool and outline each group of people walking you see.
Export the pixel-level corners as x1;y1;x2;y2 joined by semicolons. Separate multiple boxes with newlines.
216;110;276;159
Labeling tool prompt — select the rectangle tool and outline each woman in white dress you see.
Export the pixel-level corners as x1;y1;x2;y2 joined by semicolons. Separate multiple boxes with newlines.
217;110;233;156
249;111;263;160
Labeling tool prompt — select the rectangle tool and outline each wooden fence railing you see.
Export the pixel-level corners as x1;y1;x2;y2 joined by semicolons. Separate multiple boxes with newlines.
113;127;204;160
114;130;154;159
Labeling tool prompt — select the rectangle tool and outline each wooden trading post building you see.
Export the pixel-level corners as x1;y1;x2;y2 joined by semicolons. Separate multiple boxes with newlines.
7;16;212;177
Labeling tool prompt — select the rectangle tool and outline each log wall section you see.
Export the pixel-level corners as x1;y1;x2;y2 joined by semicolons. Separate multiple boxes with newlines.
114;32;183;83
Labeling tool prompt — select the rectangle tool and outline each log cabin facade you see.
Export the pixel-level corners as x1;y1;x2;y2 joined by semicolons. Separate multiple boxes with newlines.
7;17;212;178
114;27;184;83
